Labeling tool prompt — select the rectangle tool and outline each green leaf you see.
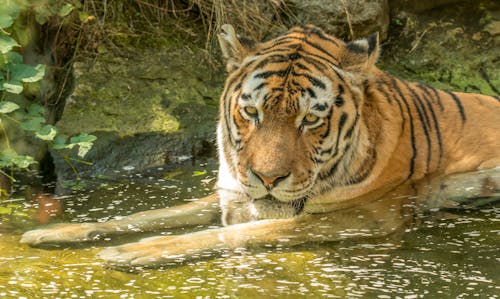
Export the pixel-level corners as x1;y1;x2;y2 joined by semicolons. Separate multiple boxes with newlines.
0;0;23;29
0;149;35;169
13;110;27;121
35;124;57;141
69;133;97;144
5;51;23;64
12;154;36;168
51;134;68;149
76;143;93;158
28;103;44;116
58;3;74;17
0;14;13;29
0;101;20;113
0;34;19;54
0;148;17;167
3;80;23;94
67;133;97;158
20;116;45;131
11;63;45;82
34;8;51;25
192;170;207;177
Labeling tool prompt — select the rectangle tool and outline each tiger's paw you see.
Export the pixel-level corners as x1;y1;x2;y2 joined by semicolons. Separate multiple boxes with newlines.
20;223;104;245
97;234;209;269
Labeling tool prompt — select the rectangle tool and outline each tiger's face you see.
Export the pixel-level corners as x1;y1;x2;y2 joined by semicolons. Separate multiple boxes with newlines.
217;25;379;208
235;67;353;203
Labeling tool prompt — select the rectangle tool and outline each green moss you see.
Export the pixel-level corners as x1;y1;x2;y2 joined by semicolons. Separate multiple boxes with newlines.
58;45;224;138
380;1;500;96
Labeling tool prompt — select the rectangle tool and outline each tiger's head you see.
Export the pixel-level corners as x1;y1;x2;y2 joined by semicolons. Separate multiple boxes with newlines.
216;24;380;214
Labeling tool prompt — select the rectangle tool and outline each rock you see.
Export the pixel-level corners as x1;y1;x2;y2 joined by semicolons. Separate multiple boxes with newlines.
287;0;389;40
51;131;215;186
380;1;500;98
390;0;467;14
53;41;224;183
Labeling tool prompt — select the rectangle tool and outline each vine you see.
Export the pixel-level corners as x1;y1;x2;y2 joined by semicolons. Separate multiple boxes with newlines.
0;0;96;193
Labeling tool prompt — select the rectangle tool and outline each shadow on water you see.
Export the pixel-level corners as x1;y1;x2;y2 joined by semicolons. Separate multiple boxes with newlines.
1;159;499;298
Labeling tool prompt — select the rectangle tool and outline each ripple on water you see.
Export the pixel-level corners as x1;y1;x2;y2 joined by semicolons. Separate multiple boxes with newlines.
0;163;499;297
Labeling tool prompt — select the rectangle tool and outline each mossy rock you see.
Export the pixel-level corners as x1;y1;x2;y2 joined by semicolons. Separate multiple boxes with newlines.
380;0;500;95
53;37;225;181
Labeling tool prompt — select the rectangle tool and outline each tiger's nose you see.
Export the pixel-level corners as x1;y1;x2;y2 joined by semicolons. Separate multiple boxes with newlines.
250;169;291;190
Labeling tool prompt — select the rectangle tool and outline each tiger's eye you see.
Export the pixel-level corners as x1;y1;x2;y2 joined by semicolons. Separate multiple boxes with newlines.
303;113;319;124
244;106;258;117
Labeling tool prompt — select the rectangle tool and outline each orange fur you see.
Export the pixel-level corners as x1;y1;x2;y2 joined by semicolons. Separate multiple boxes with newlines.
217;24;500;214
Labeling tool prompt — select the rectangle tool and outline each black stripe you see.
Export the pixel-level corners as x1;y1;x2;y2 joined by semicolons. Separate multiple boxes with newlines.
377;82;406;132
409;85;432;132
253;54;289;69
405;82;432;174
254;70;288;79
301;55;328;71
422;84;443;110
288;52;300;60
308;27;340;46
221;84;236;147
419;86;443;169
344;111;359;140
324;113;348;159
306;88;316;98
258;37;301;52
292;25;340;46
338;112;348;131
319;106;334;138
253;82;267;91
443;90;466;122
318;157;341;180
317;146;348;180
348;147;377;185
312;102;328;111
301;38;340;64
319;148;332;155
391;78;417;180
295;62;310;71
240;93;251;100
303;73;326;89
376;80;392;104
335;96;345;107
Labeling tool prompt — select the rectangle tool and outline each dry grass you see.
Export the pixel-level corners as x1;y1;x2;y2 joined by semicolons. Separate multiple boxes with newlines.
80;0;294;55
187;0;293;48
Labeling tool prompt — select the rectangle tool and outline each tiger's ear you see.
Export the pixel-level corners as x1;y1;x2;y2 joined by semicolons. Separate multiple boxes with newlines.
218;24;254;73
341;33;379;73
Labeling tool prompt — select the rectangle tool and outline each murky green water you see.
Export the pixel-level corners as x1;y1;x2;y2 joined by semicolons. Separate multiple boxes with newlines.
1;161;499;298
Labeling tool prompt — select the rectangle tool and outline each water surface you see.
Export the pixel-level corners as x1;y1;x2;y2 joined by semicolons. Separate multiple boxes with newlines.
1;161;498;298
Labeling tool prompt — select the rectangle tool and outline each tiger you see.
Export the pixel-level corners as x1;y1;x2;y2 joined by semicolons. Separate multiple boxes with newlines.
21;24;500;268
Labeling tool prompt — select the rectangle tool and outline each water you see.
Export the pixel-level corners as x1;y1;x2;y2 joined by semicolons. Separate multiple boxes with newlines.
1;161;498;298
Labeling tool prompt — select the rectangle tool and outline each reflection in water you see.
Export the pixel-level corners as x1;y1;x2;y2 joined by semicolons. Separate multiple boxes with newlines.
0;160;498;297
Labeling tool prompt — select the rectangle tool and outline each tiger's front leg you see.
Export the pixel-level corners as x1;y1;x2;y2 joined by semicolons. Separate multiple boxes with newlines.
98;195;413;268
20;193;220;245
